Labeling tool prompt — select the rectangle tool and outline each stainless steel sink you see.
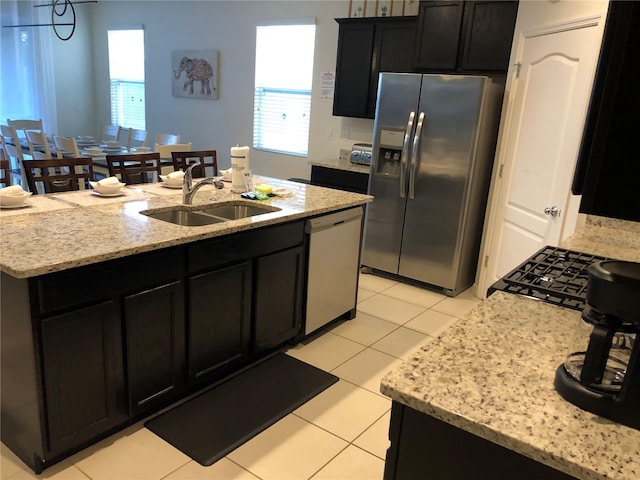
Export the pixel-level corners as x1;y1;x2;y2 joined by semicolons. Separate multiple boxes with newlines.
141;201;281;226
199;203;280;220
144;209;227;226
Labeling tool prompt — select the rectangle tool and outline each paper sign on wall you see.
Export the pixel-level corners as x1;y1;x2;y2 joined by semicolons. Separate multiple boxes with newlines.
321;72;335;99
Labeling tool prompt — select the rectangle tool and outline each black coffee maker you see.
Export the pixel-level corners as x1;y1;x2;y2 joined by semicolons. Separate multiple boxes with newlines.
554;260;640;430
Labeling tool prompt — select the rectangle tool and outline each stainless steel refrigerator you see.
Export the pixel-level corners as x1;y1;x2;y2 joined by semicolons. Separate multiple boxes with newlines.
361;73;502;296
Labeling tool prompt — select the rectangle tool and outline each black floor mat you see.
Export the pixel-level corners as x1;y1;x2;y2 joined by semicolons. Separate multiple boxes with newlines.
145;353;338;466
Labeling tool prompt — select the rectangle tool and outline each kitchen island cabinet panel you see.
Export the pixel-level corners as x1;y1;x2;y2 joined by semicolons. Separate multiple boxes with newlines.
254;246;305;352
124;282;186;415
41;301;126;456
36;248;184;314
385;402;576;480
187;221;304;274
188;262;252;385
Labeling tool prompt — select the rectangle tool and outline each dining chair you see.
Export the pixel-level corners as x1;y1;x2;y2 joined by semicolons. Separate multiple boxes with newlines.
127;128;149;150
0;130;27;188
171;150;218;178
53;135;82;158
155;133;181;145
25;130;54;159
7;119;44;143
22;157;94;194
0;159;12;187
154;142;193;159
106;152;161;184
101;124;129;144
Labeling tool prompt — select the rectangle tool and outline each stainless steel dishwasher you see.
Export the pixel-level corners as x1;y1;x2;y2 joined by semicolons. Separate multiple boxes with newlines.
304;207;363;335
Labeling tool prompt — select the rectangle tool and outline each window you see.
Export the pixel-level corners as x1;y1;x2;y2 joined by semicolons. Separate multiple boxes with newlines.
107;28;145;130
253;23;316;157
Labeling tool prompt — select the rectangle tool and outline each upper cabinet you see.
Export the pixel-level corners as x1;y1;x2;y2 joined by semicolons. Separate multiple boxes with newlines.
333;17;416;119
415;0;518;72
333;1;518;118
572;2;640;222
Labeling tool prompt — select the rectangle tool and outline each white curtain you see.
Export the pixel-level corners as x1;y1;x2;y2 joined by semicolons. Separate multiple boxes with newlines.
0;0;58;134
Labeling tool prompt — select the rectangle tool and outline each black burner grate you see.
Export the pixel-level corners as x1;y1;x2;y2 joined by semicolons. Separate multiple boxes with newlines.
489;246;610;311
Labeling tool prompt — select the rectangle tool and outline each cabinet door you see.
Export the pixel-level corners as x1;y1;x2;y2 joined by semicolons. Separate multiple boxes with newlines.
333;21;376;117
124;282;185;415
187;262;252;385
368;19;417;117
459;1;518;71
414;1;464;70
254;246;304;352
41;301;126;455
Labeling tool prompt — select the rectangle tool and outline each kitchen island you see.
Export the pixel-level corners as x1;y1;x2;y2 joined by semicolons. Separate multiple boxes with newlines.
380;216;640;480
0;178;372;473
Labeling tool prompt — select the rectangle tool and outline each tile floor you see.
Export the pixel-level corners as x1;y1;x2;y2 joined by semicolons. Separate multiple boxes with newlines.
1;273;481;480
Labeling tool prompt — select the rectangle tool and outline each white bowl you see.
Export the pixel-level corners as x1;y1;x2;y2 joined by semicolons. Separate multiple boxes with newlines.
133;146;151;152
85;147;103;155
89;181;125;195
159;175;183;187
0;190;32;207
104;141;120;148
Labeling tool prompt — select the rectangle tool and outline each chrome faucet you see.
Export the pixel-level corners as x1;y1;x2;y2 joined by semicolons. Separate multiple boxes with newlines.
183;162;215;205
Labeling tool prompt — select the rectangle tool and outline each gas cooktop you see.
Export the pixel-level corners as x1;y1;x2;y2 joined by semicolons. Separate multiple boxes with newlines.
489;246;610;311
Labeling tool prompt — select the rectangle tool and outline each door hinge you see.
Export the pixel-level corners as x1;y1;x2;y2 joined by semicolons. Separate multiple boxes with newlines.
484;255;489;268
513;62;522;78
498;164;504;178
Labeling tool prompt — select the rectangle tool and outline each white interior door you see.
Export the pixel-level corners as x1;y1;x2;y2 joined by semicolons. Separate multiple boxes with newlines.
478;15;605;295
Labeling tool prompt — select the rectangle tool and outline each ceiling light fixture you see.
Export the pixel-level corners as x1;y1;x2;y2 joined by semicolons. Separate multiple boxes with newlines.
2;0;97;41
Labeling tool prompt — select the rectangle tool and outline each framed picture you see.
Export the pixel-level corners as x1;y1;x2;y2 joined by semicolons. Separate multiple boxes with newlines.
377;0;392;17
172;50;218;100
403;0;420;16
349;0;366;17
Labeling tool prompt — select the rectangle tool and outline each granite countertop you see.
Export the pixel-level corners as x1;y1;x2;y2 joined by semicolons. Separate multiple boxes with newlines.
380;216;640;480
309;158;371;174
0;177;372;278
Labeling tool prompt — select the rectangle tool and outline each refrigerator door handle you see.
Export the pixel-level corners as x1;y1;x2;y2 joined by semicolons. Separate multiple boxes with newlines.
409;112;425;200
400;111;415;198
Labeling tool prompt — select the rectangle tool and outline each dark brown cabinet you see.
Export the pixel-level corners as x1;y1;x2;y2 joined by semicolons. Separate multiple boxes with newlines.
384;402;576;480
310;165;370;194
124;282;186;416
41;301;126;456
572;1;640;222
0;218;312;473
187;262;252;385
254;246;305;352
414;0;518;72
333;17;416;118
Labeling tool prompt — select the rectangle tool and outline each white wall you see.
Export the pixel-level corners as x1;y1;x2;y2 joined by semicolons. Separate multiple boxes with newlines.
59;0;375;181
52;4;96;138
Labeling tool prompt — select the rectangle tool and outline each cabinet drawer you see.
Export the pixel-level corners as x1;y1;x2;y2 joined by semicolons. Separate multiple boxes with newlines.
37;248;184;314
187;221;305;273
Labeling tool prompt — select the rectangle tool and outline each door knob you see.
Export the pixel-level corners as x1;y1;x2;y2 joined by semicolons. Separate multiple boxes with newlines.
544;205;560;217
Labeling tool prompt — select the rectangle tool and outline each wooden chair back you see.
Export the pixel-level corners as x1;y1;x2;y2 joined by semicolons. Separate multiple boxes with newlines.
154;142;193;159
127;128;148;149
53;135;81;158
155;133;181;145
101;124;129;143
171;150;218;178
22;157;94;194
7;119;44;141
0;159;11;187
25;130;54;159
106;152;161;184
0;130;26;186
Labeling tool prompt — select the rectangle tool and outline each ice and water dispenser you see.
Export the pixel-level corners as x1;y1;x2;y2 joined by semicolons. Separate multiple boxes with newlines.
375;128;405;177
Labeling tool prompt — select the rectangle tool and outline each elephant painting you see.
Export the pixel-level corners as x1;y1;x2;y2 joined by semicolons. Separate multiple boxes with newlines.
171;50;218;100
